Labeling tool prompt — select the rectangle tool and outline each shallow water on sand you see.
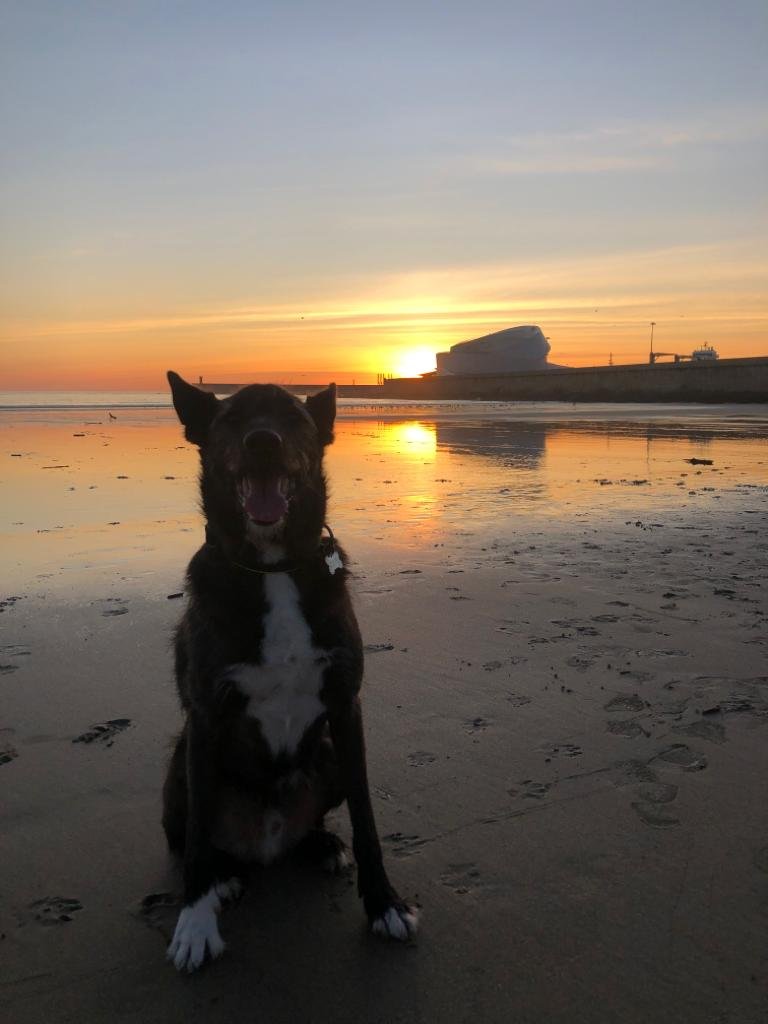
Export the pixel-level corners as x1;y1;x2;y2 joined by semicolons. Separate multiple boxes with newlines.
1;402;766;593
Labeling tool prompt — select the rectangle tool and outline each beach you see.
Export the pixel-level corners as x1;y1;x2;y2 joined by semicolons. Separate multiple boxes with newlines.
2;399;767;1023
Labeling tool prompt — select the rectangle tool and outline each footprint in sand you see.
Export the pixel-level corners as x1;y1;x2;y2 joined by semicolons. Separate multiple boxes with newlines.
440;863;483;896
606;720;650;739
0;743;19;766
652;743;708;772
28;896;83;925
508;780;553;800
618;669;654;683
604;693;647;713
0;644;31;675
98;598;129;617
632;781;680;828
382;832;428;858
136;892;181;934
73;718;132;746
629;774;682;829
637;782;678;804
566;655;595;672
505;691;532;707
541;742;582;759
613;759;658;785
611;760;683;829
407;751;437;766
673;720;726;744
631;801;680;828
465;717;491;734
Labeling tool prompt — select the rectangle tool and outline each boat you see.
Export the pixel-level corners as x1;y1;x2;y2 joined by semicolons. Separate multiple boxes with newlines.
691;343;719;362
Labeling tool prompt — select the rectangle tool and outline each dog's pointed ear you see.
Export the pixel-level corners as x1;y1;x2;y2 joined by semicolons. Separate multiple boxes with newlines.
305;384;336;446
167;371;219;446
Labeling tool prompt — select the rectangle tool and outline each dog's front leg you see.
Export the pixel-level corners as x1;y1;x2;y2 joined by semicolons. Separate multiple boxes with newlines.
167;708;226;972
328;696;419;940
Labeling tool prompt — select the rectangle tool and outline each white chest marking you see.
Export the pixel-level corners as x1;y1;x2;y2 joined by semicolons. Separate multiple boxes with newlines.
225;573;326;756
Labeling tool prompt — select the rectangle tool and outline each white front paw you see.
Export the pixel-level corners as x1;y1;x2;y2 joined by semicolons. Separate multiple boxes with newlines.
371;904;420;941
167;889;225;972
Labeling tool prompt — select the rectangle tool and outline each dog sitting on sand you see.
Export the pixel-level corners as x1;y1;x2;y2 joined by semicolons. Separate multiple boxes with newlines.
162;372;418;971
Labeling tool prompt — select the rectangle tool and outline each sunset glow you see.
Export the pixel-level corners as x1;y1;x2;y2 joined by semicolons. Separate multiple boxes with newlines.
1;3;766;389
392;348;438;380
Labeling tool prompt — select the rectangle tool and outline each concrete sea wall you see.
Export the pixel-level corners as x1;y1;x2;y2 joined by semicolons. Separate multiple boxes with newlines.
381;357;768;404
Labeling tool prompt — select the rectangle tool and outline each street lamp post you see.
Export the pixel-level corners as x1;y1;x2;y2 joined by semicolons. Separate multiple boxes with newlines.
649;321;656;364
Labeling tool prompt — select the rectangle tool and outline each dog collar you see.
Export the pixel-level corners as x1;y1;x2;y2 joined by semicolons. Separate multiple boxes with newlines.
212;524;343;576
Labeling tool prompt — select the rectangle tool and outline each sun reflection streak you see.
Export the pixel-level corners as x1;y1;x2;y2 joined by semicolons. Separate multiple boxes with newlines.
384;421;437;459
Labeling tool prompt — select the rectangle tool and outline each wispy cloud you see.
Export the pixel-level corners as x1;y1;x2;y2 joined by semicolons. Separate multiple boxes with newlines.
462;109;768;176
5;240;765;342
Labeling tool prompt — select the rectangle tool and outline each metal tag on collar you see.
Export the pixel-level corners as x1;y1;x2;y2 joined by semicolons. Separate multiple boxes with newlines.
323;524;343;575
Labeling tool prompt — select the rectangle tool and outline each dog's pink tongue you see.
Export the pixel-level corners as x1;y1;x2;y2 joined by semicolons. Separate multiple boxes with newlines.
244;478;287;524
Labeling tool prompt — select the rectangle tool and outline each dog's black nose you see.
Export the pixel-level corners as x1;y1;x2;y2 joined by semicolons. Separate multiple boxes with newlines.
243;428;283;455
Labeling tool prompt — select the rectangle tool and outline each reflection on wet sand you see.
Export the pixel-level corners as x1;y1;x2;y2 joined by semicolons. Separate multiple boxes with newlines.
435;421;547;468
2;405;767;589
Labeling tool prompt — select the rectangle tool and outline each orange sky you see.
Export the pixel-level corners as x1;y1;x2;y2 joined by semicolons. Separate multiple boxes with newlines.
2;242;766;388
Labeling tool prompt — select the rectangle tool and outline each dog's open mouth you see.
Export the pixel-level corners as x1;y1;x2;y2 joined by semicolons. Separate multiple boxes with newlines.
237;476;290;526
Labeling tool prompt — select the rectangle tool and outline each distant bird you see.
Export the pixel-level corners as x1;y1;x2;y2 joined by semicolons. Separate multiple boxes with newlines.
108;411;117;420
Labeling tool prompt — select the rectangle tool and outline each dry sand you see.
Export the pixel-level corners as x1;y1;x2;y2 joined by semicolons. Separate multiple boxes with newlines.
1;404;767;1023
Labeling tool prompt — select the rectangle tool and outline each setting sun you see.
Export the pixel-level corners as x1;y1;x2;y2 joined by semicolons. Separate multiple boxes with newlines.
392;347;437;379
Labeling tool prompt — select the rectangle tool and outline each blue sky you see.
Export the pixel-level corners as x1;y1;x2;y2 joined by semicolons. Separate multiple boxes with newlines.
1;0;766;383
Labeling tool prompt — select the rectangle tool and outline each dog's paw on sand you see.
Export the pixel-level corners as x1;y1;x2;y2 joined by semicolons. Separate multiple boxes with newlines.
29;896;83;925
73;718;131;746
371;903;419;941
167;890;225;972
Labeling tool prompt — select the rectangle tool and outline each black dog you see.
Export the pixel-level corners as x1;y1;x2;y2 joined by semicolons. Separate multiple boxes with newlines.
163;372;418;971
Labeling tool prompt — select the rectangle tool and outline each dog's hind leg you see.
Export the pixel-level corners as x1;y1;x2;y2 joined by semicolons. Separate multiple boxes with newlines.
295;733;349;872
297;823;350;874
211;850;246;902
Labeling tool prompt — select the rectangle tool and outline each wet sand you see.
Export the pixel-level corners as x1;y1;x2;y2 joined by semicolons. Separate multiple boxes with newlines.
2;404;767;1023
